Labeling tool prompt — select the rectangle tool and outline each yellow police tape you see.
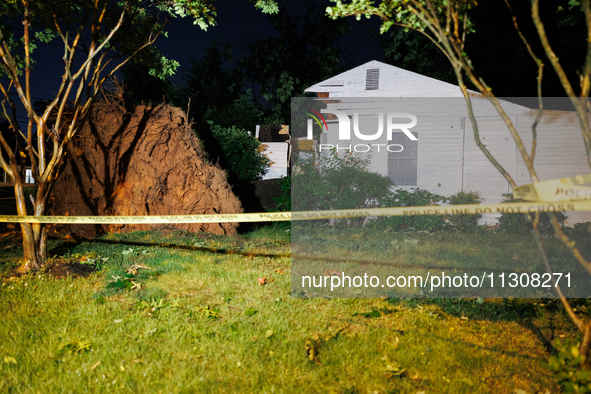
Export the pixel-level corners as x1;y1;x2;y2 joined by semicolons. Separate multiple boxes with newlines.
0;201;590;224
514;173;591;203
0;174;589;224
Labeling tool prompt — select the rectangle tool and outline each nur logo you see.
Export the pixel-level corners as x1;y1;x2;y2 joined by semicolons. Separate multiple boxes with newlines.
304;108;418;153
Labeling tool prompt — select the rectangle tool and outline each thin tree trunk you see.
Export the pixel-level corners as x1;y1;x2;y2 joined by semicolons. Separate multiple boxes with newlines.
19;224;39;272
580;323;591;370
14;179;47;273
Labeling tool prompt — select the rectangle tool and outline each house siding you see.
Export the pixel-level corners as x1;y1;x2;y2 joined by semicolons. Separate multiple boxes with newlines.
514;111;591;225
262;142;289;180
306;61;590;225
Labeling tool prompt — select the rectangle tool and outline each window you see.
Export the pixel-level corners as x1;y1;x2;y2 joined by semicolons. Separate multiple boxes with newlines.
388;132;418;185
25;168;35;184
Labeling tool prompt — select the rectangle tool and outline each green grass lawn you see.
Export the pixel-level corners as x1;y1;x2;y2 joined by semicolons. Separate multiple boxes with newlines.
0;224;587;393
290;227;591;299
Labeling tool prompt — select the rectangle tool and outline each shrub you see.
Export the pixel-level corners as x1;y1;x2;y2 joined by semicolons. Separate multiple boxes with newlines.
207;121;270;183
546;336;591;393
448;190;484;233
498;193;566;235
292;151;393;227
274;176;291;212
369;188;448;232
208;92;266;131
573;222;591;235
563;222;591;237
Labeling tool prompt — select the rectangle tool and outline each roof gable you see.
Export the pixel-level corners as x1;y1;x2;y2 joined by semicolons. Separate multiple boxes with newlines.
305;60;468;97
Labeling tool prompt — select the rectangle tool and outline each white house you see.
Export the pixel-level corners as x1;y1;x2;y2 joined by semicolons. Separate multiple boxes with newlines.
0;166;35;186
304;60;591;225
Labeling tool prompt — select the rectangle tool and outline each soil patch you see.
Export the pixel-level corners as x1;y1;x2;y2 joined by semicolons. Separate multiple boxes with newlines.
41;259;97;278
3;259;96;281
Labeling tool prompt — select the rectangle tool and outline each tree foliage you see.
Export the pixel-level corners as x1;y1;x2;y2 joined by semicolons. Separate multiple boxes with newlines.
121;63;186;108
183;43;243;124
379;27;455;84
238;3;351;123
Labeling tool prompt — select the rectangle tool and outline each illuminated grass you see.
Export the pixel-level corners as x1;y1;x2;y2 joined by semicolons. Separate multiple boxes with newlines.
0;225;586;393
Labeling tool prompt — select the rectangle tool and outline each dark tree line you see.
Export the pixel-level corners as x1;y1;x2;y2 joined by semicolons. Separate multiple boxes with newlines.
379;0;587;101
124;0;587;122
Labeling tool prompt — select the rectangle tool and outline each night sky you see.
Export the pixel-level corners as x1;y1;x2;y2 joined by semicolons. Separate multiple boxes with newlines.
2;0;384;125
1;0;584;124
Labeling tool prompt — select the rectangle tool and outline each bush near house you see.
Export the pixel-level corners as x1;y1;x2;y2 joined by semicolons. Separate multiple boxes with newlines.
279;161;573;236
274;176;291;212
498;193;566;235
368;188;449;232
288;153;488;232
568;222;591;237
448;190;485;233
292;152;393;227
207;122;271;183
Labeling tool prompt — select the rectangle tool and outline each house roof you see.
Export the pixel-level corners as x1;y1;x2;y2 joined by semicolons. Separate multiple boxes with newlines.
305;60;475;98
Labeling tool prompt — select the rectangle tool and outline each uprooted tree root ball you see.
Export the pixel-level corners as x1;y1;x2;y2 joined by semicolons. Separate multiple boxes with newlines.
49;103;242;238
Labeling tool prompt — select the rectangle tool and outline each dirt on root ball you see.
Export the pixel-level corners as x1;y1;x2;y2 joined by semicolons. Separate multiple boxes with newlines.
49;103;242;238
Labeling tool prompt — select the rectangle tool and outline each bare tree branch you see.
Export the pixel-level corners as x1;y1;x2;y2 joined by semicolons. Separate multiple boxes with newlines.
532;0;591;168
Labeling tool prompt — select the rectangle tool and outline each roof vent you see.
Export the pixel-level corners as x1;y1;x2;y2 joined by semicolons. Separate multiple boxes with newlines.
365;68;379;90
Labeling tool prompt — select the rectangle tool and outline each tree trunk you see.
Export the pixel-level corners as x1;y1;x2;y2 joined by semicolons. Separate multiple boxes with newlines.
15;180;47;273
580;322;591;370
